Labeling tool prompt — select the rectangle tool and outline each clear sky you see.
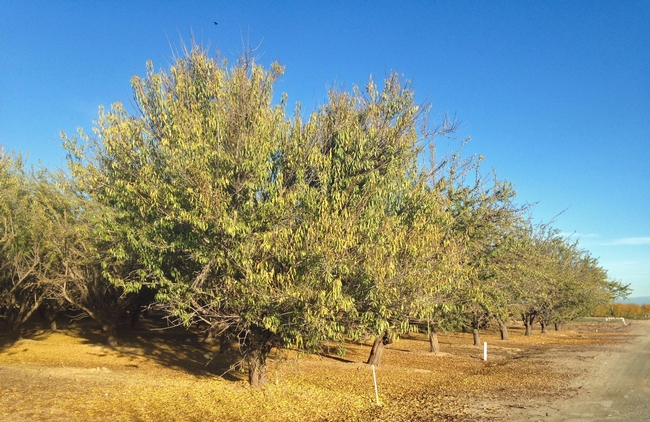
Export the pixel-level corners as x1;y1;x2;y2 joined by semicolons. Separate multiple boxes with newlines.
2;1;649;296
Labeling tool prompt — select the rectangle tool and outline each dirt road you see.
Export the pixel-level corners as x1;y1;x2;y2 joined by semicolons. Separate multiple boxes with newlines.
509;320;650;421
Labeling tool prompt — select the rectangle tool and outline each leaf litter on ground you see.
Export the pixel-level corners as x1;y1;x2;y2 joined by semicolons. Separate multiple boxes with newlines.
0;319;636;421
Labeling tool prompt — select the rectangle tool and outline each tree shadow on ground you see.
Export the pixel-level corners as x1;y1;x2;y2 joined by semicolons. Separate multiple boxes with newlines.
74;317;245;381
0;319;58;351
318;353;357;364
0;314;245;382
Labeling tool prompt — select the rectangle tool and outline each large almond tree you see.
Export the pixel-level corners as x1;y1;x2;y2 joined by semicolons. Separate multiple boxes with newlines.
64;47;367;386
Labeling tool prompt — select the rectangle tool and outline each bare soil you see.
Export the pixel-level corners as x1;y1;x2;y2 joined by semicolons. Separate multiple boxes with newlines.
480;319;650;421
0;318;644;421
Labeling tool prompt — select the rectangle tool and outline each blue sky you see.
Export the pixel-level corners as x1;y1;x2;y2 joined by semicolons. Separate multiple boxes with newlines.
1;1;649;296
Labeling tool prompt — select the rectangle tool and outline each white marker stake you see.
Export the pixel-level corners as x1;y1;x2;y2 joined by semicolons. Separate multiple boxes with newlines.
372;364;380;405
484;342;488;361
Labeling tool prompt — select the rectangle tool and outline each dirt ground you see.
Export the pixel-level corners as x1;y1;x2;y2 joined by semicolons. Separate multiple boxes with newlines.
0;318;645;421
486;319;650;422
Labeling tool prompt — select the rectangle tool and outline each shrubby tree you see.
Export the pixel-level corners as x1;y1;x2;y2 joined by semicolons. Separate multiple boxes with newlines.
435;151;527;346
0;152;141;344
302;77;464;365
46;183;145;347
486;218;536;340
0;154;60;338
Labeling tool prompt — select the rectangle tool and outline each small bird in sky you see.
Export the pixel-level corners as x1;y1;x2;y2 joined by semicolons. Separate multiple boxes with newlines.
214;22;218;25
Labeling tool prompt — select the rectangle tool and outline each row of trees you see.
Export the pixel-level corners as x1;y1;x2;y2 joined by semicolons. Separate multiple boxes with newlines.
1;47;627;386
593;303;650;318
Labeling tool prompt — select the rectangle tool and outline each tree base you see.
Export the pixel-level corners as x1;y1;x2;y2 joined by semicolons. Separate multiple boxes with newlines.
367;333;388;366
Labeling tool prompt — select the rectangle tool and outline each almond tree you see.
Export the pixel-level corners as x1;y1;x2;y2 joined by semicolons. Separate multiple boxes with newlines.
0;154;58;338
46;183;144;347
439;159;526;346
0;153;141;344
64;47;362;386
299;76;462;365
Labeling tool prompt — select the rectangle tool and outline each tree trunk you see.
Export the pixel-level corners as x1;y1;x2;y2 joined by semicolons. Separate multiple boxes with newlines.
6;307;26;340
39;300;62;332
247;349;268;388
8;319;23;341
429;327;440;354
554;322;562;331
498;319;509;340
523;314;535;337
240;328;275;387
540;321;547;334
367;333;388;366
6;297;42;340
472;328;481;346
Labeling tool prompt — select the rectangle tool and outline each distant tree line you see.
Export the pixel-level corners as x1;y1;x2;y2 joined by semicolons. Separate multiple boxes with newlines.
0;46;628;386
593;303;650;319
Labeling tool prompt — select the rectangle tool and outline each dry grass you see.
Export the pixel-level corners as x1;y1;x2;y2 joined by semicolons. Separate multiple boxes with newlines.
0;319;634;421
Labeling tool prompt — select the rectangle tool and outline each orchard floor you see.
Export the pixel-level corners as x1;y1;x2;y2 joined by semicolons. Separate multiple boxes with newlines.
0;318;641;421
